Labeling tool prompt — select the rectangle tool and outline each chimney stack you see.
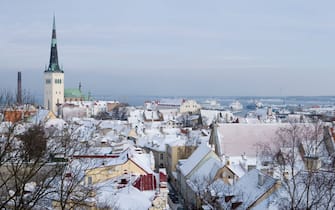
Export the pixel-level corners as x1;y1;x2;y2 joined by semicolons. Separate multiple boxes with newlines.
258;172;265;186
17;72;22;105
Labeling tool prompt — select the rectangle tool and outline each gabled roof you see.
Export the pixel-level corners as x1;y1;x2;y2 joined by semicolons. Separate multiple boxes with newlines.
179;143;212;177
226;163;246;178
188;156;223;192
73;149;129;171
232;169;277;209
214;123;288;157
129;152;154;174
143;110;161;120
28;109;55;124
128;128;138;139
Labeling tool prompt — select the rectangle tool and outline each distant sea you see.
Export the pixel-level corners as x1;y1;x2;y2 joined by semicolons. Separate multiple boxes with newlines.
35;94;335;108
91;95;335;108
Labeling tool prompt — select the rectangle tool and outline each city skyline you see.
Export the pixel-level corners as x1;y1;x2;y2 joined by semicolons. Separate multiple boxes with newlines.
1;0;335;98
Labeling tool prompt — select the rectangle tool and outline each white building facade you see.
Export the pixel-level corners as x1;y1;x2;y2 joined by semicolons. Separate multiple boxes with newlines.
180;100;201;114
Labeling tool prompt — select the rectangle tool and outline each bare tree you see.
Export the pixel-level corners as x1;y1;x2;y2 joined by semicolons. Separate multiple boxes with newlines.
0;121;97;209
0;88;36;110
48;123;96;210
19;125;47;161
186;175;212;209
0;123;65;209
258;121;335;210
0;88;15;109
21;89;36;106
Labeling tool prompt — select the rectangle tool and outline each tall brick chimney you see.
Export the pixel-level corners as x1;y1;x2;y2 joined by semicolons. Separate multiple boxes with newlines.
17;71;22;105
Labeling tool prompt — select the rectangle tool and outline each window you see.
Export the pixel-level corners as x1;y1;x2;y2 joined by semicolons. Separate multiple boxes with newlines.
87;176;92;185
46;79;51;84
160;153;164;160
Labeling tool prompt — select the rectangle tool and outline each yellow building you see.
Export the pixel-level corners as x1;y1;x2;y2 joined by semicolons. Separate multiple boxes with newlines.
85;158;151;185
166;141;197;189
82;150;154;185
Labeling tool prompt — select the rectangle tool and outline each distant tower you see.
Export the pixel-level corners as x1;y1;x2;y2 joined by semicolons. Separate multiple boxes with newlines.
17;71;22;105
44;15;64;116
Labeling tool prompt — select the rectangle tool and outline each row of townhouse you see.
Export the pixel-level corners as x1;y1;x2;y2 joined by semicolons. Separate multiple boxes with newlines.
0;113;172;210
50;142;168;209
170;121;335;209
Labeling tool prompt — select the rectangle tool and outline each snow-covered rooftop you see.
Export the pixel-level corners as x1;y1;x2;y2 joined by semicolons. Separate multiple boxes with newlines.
179;143;211;177
215;123;288;157
143;110;161;121
96;179;155;210
231;169;278;209
45;118;67;130
201;109;235;125
129;150;154;174
28;109;50;124
71;149;128;171
189;156;223;188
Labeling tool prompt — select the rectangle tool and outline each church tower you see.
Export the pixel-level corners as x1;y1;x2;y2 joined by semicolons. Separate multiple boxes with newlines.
44;15;64;116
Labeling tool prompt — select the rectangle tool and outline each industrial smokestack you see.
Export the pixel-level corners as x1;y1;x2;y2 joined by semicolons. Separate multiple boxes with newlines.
17;72;22;105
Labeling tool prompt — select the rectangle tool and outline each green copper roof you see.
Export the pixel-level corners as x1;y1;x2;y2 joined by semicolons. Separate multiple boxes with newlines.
64;88;88;100
64;88;83;98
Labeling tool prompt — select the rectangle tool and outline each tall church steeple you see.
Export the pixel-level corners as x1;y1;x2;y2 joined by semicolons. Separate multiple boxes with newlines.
44;15;64;116
45;14;63;72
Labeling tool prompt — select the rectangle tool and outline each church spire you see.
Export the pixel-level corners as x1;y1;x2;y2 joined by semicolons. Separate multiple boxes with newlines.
45;14;63;72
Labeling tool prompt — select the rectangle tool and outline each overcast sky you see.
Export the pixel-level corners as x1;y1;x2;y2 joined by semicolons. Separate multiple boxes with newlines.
1;0;335;98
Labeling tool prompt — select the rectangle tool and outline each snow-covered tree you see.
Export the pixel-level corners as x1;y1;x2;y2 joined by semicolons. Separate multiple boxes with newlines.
0;121;96;209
